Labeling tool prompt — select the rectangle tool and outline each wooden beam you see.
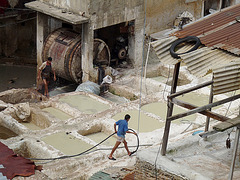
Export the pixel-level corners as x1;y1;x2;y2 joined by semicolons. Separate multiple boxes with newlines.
213;116;240;132
168;81;213;99
171;98;229;121
167;94;240;121
205;82;214;134
161;62;180;156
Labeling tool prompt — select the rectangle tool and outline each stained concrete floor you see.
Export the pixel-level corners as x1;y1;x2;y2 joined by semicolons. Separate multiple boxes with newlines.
0;64;37;92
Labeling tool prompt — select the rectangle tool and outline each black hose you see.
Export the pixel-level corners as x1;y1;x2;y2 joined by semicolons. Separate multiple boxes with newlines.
28;129;139;161
128;128;139;156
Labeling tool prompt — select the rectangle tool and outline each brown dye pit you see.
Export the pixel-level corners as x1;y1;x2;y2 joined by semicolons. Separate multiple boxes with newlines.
41;132;94;155
141;102;197;124
59;95;110;114
113;110;164;132
86;132;117;146
42;107;72;121
0;125;17;139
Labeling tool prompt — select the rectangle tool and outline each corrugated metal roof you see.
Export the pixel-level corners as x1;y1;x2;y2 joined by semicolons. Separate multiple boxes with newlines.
173;4;240;55
150;36;240;95
213;62;240;95
180;47;239;77
150;36;178;65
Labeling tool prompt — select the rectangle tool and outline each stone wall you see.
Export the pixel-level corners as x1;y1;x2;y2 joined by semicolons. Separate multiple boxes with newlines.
89;0;143;30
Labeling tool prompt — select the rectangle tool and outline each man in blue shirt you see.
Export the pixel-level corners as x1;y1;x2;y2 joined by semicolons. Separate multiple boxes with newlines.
108;114;136;160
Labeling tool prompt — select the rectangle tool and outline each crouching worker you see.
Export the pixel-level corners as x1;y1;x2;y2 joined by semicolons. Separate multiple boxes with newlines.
108;114;136;160
37;57;56;97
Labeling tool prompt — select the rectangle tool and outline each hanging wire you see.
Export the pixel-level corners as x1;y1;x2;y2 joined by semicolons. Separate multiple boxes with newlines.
226;90;237;134
0;16;36;28
0;6;34;11
143;36;151;95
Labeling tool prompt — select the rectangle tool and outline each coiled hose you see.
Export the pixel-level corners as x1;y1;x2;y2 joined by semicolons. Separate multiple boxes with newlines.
28;128;139;161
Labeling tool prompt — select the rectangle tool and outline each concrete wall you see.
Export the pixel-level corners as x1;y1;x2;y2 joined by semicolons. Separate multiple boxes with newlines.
39;0;89;15
146;0;203;35
89;0;143;30
0;16;36;63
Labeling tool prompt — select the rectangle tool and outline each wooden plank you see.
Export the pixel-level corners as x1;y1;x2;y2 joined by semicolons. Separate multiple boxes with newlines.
213;116;240;132
168;80;213;99
205;82;214;133
161;62;180;156
167;94;240;121
171;98;229;121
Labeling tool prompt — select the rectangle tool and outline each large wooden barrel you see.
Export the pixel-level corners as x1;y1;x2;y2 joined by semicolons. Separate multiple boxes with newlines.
42;28;82;83
42;28;111;84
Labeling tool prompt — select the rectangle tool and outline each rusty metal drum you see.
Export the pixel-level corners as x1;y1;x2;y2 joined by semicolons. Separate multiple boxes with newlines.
42;28;111;84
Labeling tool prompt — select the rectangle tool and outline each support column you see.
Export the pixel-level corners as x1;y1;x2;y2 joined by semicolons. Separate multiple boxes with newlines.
37;12;48;65
81;22;94;82
36;13;48;87
48;17;62;33
129;5;144;67
161;62;180;156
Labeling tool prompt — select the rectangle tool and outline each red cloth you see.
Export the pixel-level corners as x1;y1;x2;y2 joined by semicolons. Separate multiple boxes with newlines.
0;0;9;14
0;142;39;179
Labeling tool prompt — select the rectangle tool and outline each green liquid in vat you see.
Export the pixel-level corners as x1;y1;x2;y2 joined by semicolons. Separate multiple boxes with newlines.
43;107;72;121
151;76;168;83
86;132;117;146
21;122;42;130
59;95;109;114
112;110;164;132
141;102;197;124
41;132;94;155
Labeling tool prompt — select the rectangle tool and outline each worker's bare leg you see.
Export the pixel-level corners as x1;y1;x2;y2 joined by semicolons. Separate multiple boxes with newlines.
123;140;131;155
109;141;121;158
43;79;49;97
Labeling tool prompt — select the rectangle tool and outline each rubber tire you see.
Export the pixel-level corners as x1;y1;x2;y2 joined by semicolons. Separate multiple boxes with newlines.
170;36;201;59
